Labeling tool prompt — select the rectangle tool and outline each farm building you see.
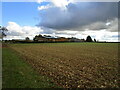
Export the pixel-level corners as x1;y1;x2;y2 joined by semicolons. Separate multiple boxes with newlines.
33;34;86;42
33;34;48;42
68;37;85;42
33;34;69;42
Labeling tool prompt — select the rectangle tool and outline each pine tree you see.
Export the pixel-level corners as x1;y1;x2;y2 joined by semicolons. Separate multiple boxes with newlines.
86;35;93;42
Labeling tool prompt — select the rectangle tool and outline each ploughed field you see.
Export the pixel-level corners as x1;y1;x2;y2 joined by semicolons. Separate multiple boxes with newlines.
9;43;119;88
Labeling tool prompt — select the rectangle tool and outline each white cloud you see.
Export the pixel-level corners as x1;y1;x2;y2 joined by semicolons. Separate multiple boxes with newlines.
6;22;24;35
106;22;111;26
38;4;53;10
37;0;48;3
54;29;119;42
78;30;119;42
51;0;69;9
4;22;119;42
37;0;73;10
55;30;78;36
5;22;43;40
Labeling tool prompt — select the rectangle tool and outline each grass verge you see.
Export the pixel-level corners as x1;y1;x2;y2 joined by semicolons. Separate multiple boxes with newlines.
2;47;59;88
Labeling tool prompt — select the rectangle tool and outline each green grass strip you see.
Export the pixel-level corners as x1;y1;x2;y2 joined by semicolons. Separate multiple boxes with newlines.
2;47;59;88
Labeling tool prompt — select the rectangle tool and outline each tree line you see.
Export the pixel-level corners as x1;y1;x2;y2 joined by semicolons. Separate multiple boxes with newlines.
0;26;97;43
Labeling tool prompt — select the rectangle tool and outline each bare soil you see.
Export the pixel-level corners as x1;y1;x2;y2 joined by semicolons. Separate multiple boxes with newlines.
9;43;119;88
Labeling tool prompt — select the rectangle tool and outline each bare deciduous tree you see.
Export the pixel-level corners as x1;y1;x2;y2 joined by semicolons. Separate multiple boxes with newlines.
0;26;8;41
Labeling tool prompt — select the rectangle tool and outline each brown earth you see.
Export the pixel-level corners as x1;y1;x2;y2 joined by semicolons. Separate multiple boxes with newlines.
9;43;119;88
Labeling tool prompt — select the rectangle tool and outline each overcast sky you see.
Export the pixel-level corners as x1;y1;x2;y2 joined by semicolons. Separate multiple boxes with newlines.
2;0;119;42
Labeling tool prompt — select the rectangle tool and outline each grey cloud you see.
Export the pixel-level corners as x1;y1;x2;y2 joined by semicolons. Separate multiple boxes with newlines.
41;27;55;34
6;30;25;36
81;21;108;30
107;18;118;32
79;18;118;32
37;2;118;31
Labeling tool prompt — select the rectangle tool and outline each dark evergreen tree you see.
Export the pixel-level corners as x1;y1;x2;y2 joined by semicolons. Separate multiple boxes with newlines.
25;37;30;41
86;35;93;42
94;38;96;42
